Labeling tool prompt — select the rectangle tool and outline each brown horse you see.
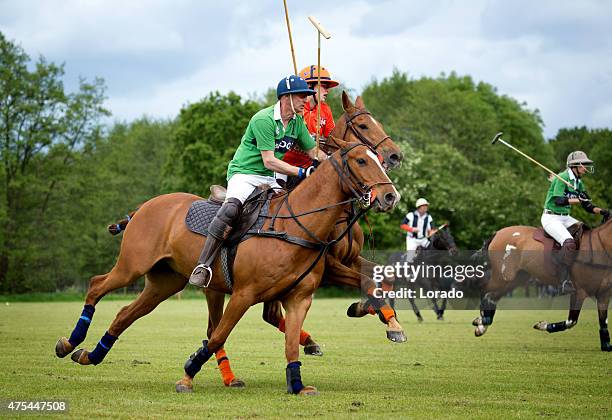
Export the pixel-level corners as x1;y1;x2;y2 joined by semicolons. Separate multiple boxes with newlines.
55;140;402;395
102;92;404;388
472;217;612;351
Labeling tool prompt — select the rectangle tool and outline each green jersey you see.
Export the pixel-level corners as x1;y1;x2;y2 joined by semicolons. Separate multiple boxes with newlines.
543;169;585;214
227;102;315;180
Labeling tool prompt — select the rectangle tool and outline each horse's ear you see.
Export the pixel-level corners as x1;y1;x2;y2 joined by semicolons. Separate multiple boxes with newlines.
329;135;349;150
342;91;354;112
355;95;365;109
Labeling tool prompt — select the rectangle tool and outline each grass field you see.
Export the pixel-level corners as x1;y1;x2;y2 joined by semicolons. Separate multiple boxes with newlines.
0;298;610;419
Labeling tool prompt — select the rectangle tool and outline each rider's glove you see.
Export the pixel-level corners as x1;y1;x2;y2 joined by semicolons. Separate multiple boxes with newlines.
600;209;610;219
577;191;590;202
297;166;316;179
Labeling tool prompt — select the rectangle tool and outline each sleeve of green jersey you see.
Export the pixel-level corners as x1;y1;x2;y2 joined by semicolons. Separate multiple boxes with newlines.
296;119;316;151
251;118;276;151
551;177;566;198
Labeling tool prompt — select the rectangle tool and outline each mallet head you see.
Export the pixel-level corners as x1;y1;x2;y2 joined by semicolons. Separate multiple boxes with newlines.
491;132;503;145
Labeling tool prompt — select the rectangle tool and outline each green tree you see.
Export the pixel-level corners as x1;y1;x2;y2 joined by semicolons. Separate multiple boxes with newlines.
0;32;109;292
163;92;262;195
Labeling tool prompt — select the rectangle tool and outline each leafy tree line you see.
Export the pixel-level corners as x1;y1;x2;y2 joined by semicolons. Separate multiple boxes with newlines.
1;32;609;293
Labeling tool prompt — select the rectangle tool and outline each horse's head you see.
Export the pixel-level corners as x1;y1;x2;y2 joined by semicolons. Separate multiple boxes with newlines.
431;226;458;256
329;138;400;213
327;91;403;171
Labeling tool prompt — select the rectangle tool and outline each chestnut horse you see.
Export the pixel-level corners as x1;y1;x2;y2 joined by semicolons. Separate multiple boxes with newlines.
102;92;405;388
472;217;612;351
55;140;402;395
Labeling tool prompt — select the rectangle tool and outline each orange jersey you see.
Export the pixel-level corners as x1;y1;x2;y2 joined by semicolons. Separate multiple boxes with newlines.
283;101;335;168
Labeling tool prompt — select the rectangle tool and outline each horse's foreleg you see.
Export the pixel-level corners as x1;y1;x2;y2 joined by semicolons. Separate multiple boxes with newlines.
328;257;406;343
71;270;185;366
282;293;318;395
597;293;611;352
533;290;586;334
431;298;442;320
177;293;253;392
408;297;423;322
263;301;321;356
56;262;146;359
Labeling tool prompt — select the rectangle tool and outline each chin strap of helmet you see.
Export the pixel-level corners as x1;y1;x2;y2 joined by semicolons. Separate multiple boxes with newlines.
289;93;297;115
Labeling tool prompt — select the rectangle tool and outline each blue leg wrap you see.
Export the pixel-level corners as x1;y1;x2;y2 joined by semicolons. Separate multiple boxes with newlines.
87;332;117;365
184;340;212;378
68;304;95;347
546;321;567;333
286;361;305;394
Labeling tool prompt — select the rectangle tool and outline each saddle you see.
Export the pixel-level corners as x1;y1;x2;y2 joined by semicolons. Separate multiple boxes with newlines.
532;223;584;250
532;223;585;276
184;185;274;290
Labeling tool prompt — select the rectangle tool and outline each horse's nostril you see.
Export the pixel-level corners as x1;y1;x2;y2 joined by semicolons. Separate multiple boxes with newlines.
389;153;401;166
384;193;396;204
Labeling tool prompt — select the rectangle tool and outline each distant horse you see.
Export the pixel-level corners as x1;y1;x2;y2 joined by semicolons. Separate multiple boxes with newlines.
472;216;612;351
55;140;403;395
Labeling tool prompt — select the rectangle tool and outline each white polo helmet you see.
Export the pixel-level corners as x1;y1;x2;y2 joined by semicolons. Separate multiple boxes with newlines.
566;151;594;173
415;198;429;208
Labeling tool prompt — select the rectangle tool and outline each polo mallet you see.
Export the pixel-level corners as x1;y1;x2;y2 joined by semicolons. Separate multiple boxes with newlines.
282;0;298;75
308;15;331;154
491;132;577;191
427;223;448;239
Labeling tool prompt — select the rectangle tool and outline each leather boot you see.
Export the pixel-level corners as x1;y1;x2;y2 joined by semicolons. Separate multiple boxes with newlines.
558;238;577;295
189;198;242;288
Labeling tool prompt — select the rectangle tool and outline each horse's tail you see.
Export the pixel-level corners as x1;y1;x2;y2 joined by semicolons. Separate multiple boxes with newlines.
471;231;496;261
107;208;140;235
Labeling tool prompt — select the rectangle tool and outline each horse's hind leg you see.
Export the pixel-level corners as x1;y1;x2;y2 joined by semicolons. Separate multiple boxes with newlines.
55;259;148;358
597;293;611;352
408;297;423;322
262;300;322;356
533;290;586;335
70;266;185;365
177;293;254;392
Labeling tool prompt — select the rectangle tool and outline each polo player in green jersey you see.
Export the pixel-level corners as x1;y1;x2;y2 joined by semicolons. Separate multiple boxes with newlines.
189;75;328;287
541;151;610;293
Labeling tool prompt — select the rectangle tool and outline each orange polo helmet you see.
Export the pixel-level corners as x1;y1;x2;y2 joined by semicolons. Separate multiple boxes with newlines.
298;65;339;88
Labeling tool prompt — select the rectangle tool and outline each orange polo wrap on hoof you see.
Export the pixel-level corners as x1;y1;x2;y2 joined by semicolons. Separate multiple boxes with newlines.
379;306;396;323
299;331;311;346
278;318;286;333
215;350;235;386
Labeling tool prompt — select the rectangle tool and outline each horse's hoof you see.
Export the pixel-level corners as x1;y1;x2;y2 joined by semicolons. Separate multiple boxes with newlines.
437;315;444;321
416;315;423;323
304;344;323;357
474;325;487;337
601;343;612;352
175;378;193;393
228;378;246;388
70;349;91;365
533;321;548;331
472;317;481;326
298;386;319;396
55;337;74;358
346;302;367;318
386;330;407;343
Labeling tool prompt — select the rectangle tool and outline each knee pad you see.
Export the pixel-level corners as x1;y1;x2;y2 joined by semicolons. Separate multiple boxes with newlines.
218;198;243;224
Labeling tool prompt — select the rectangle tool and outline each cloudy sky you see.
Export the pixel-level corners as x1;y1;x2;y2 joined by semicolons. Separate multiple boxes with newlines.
1;0;611;138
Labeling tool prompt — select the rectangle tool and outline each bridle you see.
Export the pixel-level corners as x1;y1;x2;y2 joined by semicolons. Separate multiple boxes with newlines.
323;108;392;156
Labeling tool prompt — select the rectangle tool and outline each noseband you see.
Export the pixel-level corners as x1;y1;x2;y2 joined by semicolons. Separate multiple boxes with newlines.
329;143;394;208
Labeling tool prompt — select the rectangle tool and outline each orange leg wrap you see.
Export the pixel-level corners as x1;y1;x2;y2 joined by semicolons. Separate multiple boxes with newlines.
379;305;396;323
215;349;235;386
279;318;311;345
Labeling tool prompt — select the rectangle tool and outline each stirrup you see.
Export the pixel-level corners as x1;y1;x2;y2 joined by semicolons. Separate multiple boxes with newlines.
189;264;213;288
